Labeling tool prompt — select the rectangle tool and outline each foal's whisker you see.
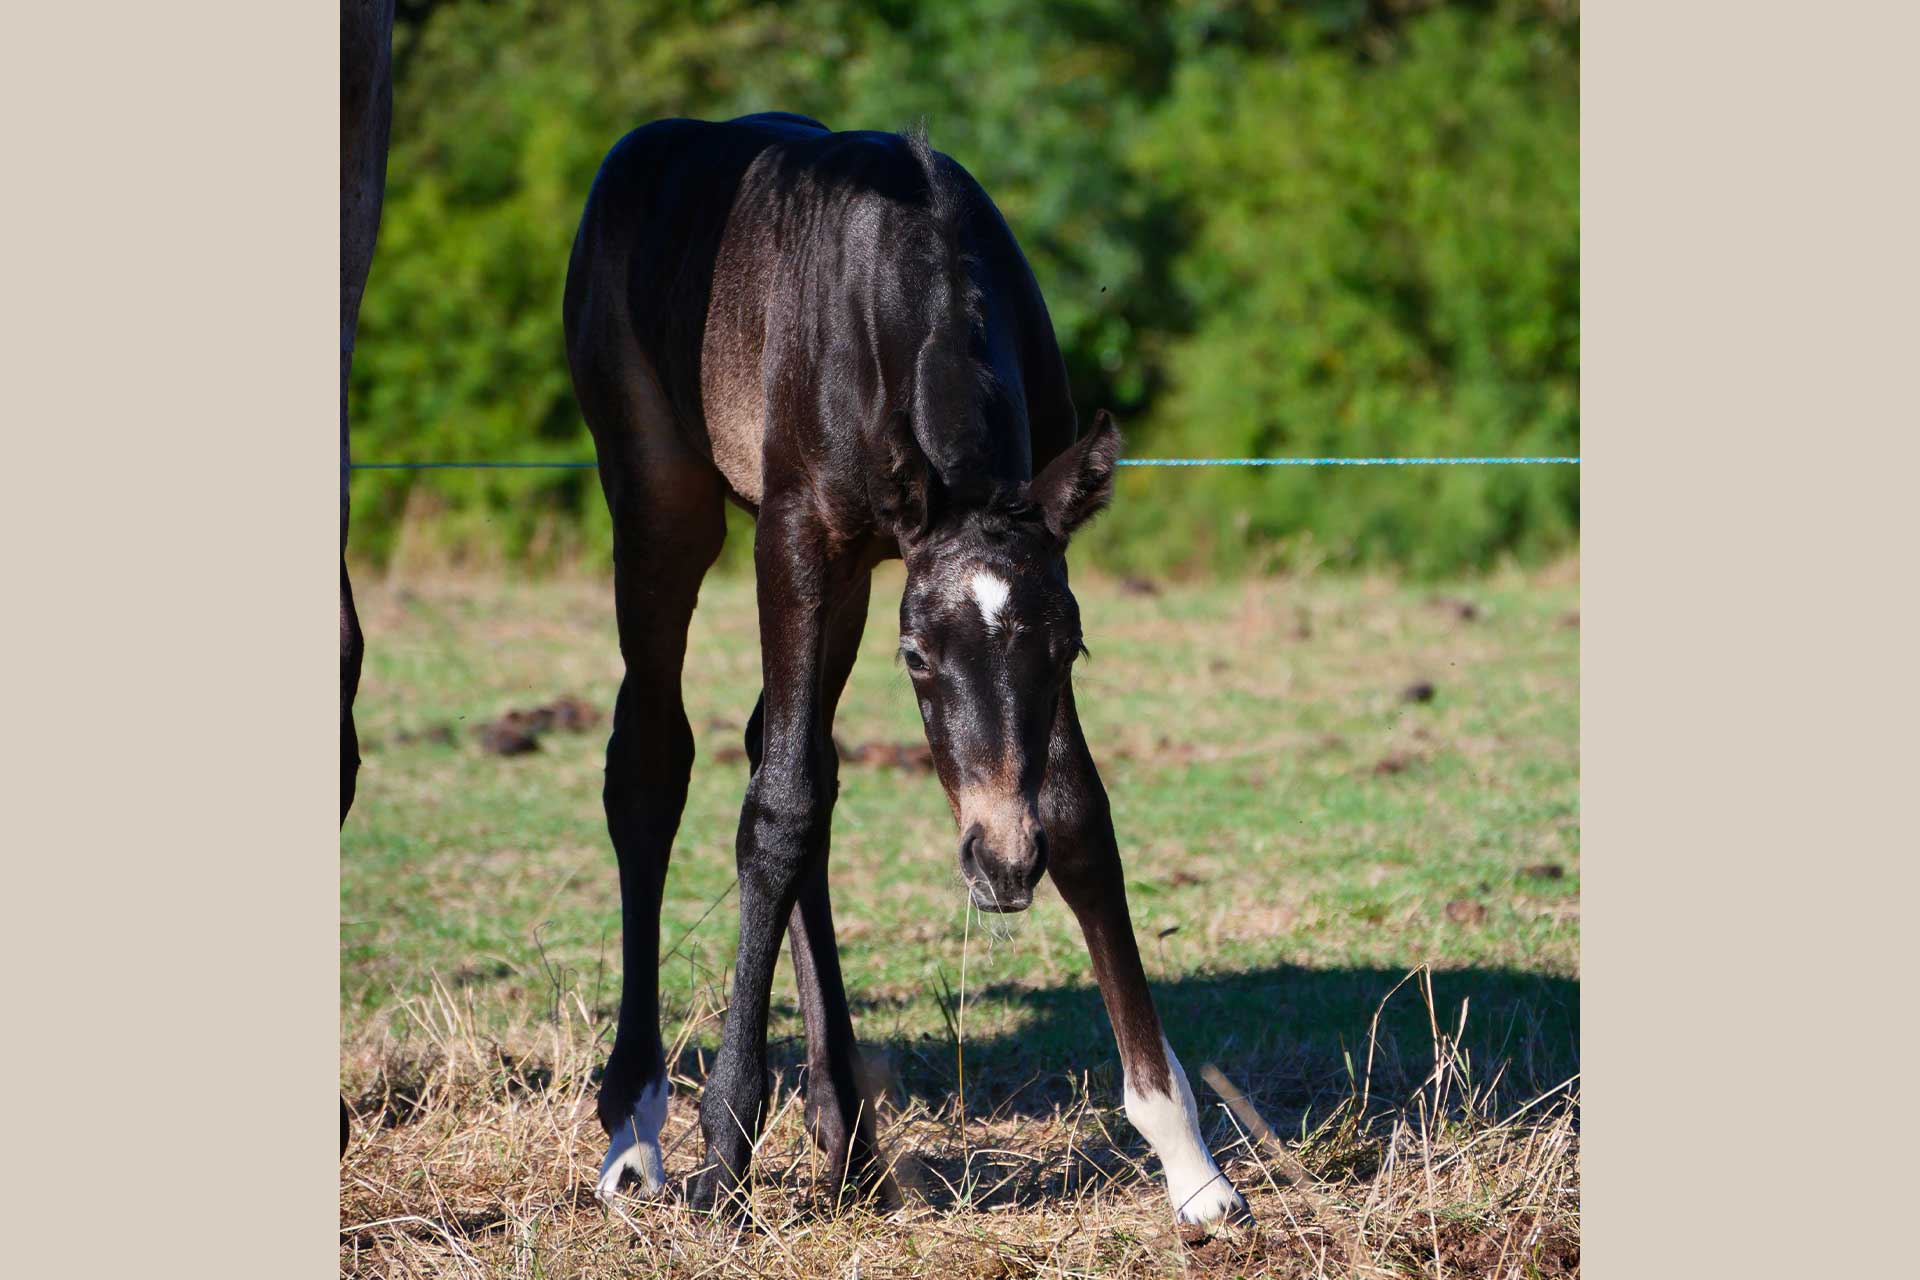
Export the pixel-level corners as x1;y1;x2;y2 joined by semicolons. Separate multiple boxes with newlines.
956;895;973;1196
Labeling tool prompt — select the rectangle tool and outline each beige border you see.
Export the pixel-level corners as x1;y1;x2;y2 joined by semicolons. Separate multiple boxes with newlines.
5;4;337;1274
9;4;1915;1277
1586;3;1916;1276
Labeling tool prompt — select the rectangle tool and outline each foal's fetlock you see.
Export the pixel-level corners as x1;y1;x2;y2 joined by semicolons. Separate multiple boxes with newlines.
595;1074;637;1137
743;792;830;863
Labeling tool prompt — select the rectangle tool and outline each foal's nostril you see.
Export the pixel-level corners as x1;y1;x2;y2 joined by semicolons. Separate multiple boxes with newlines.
959;824;986;875
1028;829;1049;884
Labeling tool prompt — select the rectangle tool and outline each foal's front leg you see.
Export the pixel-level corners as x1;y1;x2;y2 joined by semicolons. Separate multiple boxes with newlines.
1042;681;1248;1225
742;576;881;1201
691;506;848;1211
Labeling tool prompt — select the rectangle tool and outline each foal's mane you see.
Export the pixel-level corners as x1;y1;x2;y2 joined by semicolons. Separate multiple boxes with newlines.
899;124;983;368
761;121;1011;515
898;125;1001;502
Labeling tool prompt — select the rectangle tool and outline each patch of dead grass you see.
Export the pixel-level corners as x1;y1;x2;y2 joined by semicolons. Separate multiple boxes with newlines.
342;967;1577;1278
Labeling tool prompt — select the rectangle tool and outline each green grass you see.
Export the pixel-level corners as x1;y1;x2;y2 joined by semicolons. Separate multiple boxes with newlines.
341;563;1578;1276
342;563;1577;1116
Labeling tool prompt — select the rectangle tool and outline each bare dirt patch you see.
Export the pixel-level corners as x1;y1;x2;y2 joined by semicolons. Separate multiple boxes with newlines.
475;694;603;755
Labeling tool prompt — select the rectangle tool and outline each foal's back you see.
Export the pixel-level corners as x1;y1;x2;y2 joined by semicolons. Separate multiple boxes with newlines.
563;112;1077;524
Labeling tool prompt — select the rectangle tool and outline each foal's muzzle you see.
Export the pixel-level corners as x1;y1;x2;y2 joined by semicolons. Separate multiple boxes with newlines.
959;822;1048;913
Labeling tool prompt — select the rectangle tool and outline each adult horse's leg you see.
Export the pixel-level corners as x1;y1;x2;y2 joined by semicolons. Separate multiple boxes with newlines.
692;503;858;1211
586;424;729;1200
340;0;393;825
1041;680;1248;1225
745;575;880;1201
340;563;363;822
339;0;393;1160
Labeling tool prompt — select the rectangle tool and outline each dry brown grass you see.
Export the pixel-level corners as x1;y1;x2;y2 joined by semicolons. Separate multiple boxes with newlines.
341;967;1578;1278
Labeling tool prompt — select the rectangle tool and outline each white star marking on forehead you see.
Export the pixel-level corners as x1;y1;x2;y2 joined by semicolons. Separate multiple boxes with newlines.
968;570;1012;633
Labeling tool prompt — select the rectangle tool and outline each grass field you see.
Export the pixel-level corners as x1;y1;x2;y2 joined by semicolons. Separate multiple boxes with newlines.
340;561;1579;1278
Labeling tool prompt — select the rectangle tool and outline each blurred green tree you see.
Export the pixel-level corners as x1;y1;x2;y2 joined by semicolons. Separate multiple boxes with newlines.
350;0;1578;576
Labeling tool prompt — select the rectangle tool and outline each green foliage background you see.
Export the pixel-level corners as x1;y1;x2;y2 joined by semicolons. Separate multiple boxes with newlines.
349;0;1578;576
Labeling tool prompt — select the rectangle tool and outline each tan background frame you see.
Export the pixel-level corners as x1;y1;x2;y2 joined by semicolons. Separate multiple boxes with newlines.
6;3;1917;1274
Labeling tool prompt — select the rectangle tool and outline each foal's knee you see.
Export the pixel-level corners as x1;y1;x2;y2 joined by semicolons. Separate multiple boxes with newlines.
602;712;695;850
605;686;695;784
737;760;836;895
609;718;693;779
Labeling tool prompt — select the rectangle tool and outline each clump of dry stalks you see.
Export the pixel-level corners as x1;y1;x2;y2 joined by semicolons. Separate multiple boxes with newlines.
341;965;1578;1278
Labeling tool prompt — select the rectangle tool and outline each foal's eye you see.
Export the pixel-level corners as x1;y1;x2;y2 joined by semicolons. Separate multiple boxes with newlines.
902;649;930;674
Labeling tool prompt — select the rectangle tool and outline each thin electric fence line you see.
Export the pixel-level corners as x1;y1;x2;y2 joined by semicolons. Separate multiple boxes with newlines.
351;460;600;470
349;456;1578;472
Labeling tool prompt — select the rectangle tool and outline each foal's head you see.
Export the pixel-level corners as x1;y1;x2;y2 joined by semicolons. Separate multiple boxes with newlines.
877;411;1122;912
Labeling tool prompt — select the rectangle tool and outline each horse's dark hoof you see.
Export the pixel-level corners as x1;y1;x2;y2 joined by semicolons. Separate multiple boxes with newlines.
806;1166;886;1216
686;1164;747;1219
836;1152;901;1214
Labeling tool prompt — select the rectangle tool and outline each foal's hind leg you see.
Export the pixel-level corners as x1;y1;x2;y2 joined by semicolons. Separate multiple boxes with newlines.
745;575;880;1201
586;441;727;1200
1042;680;1248;1225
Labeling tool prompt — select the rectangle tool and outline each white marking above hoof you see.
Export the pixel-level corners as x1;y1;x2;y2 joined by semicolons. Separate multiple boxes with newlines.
1123;1037;1248;1225
596;1077;667;1201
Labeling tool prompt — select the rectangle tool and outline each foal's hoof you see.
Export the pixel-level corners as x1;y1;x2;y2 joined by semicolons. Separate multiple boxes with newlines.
597;1138;666;1202
596;1082;668;1202
831;1159;901;1215
686;1164;749;1219
1172;1174;1251;1228
800;1160;893;1217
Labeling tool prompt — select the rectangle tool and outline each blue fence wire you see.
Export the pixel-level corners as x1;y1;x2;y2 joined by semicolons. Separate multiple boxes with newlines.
350;456;1577;471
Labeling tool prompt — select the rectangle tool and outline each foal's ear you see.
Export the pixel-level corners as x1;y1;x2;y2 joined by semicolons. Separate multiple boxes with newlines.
1029;410;1122;542
871;408;942;544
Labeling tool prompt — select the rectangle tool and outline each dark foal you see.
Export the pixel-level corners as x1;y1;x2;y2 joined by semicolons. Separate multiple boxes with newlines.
564;113;1245;1225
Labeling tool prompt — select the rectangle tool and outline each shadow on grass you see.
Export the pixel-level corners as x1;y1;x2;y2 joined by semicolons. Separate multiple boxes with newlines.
764;963;1577;1133
728;962;1579;1218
